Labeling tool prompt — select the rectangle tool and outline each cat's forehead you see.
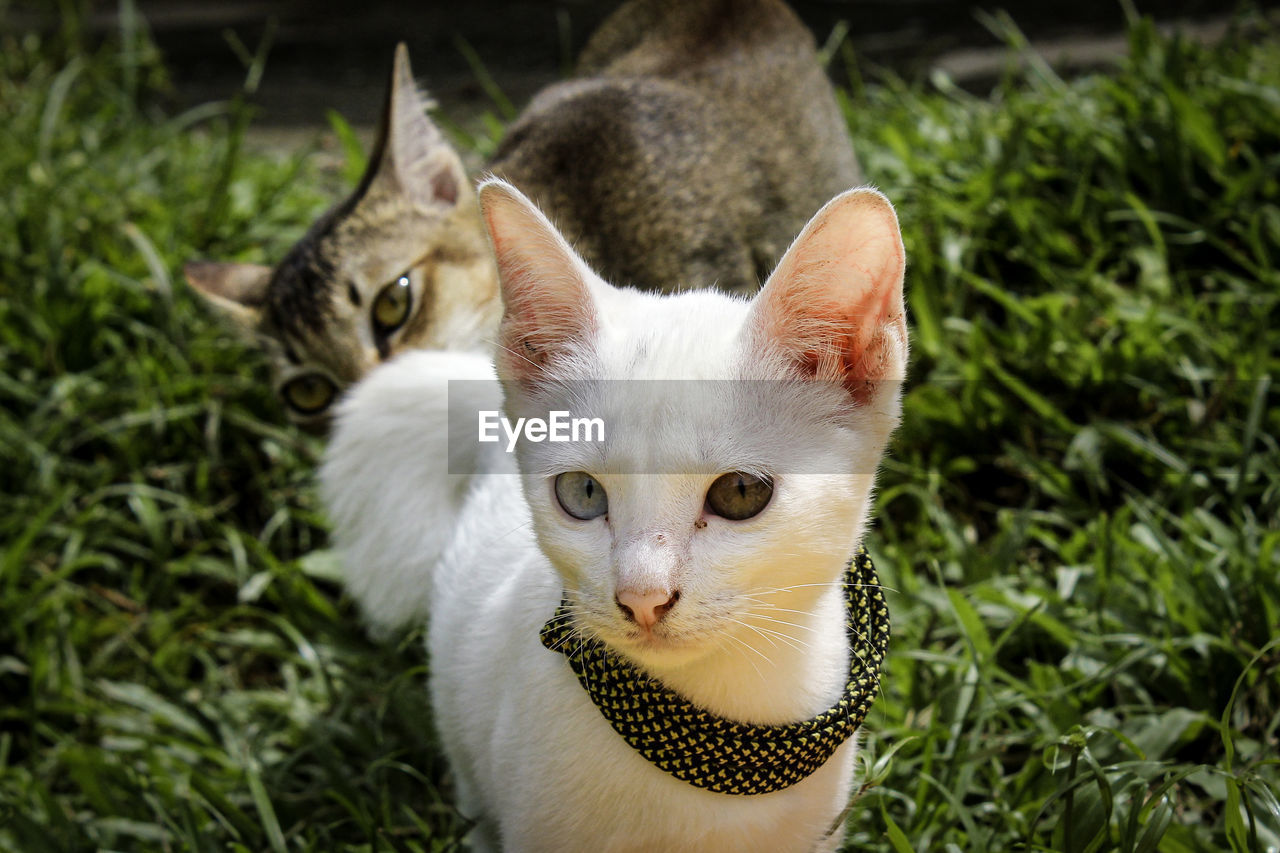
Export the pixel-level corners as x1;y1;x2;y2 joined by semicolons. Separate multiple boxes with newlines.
264;195;361;340
263;195;419;338
524;287;861;477
260;233;365;382
523;375;852;484
596;287;752;380
268;244;337;336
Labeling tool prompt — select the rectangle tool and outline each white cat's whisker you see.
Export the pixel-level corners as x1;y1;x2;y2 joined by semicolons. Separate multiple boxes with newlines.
543;597;598;657
715;632;769;682
844;581;900;596
751;580;845;595
724;617;783;653
727;616;811;656
544;625;578;655
721;619;785;668
844;627;880;669
744;623;813;653
741;612;823;637
743;585;888;671
738;595;823;612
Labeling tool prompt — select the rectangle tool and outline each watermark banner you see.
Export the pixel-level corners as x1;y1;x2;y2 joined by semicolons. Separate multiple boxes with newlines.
446;378;905;476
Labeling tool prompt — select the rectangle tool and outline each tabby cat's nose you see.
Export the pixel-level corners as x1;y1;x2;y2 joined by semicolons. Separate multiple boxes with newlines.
616;589;680;629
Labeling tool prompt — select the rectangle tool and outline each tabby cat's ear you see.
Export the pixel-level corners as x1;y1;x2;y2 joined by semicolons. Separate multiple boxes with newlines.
478;179;598;383
749;188;908;402
363;43;467;210
184;261;271;331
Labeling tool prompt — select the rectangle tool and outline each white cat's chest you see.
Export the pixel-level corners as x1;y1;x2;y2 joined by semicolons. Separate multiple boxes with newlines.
427;479;857;853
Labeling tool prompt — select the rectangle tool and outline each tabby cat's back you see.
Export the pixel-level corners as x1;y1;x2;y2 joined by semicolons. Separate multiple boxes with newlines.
492;0;860;293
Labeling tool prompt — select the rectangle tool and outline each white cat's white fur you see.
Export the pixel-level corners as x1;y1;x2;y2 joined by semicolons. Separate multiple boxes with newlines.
321;179;907;851
321;350;502;634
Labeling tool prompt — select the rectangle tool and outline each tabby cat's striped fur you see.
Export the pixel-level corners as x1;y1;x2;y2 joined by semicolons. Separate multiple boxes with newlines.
186;0;859;429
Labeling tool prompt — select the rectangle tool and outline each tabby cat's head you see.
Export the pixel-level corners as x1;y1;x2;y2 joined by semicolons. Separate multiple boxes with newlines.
186;45;498;430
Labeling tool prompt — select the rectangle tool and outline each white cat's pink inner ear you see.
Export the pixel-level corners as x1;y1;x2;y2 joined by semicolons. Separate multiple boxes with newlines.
479;180;597;378
752;189;908;394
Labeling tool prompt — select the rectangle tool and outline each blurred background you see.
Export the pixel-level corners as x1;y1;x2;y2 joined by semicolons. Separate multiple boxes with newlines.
13;0;1244;135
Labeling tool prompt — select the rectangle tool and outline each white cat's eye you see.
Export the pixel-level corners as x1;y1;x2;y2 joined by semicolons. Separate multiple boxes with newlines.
705;472;773;521
555;471;608;520
372;274;413;337
281;372;337;415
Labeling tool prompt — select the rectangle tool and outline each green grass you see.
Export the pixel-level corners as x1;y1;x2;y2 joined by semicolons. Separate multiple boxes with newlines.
2;5;1278;851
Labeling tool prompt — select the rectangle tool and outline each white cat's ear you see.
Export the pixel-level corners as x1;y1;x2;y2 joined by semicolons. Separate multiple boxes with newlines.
364;43;466;210
478;179;598;382
749;188;908;402
184;261;270;331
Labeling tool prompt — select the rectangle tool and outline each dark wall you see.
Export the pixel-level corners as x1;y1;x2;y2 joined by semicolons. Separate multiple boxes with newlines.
13;0;1254;125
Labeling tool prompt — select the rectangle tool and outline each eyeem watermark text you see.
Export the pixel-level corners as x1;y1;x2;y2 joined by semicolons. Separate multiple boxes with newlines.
478;410;606;453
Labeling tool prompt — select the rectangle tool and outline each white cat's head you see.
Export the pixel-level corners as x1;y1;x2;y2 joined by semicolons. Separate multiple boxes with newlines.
480;179;907;670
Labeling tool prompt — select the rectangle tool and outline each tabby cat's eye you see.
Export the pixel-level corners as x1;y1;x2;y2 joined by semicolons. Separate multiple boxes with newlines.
281;373;337;415
372;274;413;336
705;472;773;521
555;471;608;520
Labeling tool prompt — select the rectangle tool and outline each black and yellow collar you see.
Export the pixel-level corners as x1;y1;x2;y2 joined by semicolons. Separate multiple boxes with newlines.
539;547;890;796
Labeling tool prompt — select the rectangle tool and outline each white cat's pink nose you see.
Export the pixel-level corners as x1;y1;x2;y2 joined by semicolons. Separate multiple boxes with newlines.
616;589;680;629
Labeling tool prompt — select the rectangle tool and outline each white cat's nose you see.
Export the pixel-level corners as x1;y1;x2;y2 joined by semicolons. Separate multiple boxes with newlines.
616;589;680;629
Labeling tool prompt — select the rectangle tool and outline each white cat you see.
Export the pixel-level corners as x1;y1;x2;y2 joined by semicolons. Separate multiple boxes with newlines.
321;179;908;851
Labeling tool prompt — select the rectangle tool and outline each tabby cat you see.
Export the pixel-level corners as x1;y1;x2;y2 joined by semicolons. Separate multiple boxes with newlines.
186;0;860;428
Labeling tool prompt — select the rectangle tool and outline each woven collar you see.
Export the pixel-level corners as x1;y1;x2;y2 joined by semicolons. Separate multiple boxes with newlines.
539;547;889;796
